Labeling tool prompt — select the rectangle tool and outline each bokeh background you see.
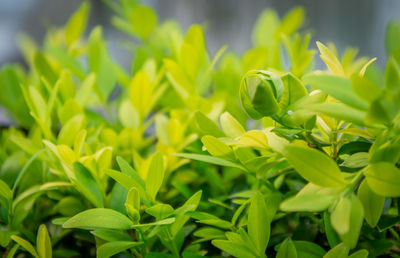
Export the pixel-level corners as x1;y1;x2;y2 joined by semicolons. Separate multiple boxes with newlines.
1;0;400;69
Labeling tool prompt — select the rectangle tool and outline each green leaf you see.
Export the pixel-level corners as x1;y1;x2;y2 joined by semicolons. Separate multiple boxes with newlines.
339;195;364;249
292;241;326;258
348;249;369;258
11;235;39;258
386;19;400;63
342;152;369;168
87;27;116;101
279;7;304;36
280;193;335;212
364;162;400;197
277;238;297;258
65;1;90;45
331;197;352;235
212;240;257;258
33;51;58;85
173;153;247;171
323;243;349;258
219;112;245;138
130;5;157;39
384;57;400;90
36;224;52;258
75;73;96;105
0;66;32;127
146;152;164;201
129;70;154;120
146;204;174;220
28;85;47;122
131;217;175;228
248;192;270;255
358;180;384;227
171;190;202;236
97;241;143;258
324;212;341;248
104;169;147;203
91;229;132;242
63;208;134;230
196;219;232;229
351;74;381;103
303;72;368;110
6;244;19;258
201;136;235;161
73;162;103;208
195;111;225;137
116;156;146;188
119;100;140;129
282;144;345;187
305;103;366;126
0;179;12;201
252;9;279;47
58;114;86;146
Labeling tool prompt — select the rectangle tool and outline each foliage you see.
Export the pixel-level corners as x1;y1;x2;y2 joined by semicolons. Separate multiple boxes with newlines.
0;0;399;257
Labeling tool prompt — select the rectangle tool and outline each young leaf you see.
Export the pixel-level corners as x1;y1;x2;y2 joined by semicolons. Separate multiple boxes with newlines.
201;135;235;161
65;1;90;45
36;224;52;258
316;41;344;76
282;144;345;187
238;130;269;149
248;192;270;255
220;112;245;138
63;208;134;230
146;152;164;201
130;5;157;39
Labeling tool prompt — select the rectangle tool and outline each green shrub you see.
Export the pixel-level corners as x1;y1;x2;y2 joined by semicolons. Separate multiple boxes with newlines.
0;1;399;257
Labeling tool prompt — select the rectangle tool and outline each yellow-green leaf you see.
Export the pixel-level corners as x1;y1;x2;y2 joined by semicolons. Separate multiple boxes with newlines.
65;2;90;45
36;224;52;258
364;162;400;197
282;144;345;187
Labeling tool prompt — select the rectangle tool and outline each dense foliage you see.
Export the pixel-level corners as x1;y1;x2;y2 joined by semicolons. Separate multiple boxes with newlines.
0;1;400;257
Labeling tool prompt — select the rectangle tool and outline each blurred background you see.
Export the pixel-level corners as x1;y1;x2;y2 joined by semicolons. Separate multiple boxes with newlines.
1;0;400;68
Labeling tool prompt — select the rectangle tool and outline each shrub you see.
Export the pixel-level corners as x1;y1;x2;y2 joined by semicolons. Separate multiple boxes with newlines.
0;1;399;257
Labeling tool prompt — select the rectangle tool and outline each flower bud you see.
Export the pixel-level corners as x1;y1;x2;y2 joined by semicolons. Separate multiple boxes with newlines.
125;187;141;223
240;70;284;119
